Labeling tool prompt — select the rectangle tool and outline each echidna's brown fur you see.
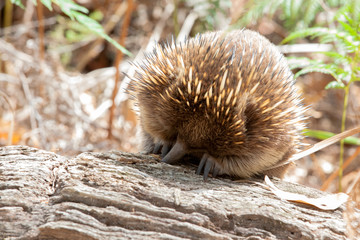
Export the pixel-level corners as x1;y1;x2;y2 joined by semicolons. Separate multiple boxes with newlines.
129;29;306;179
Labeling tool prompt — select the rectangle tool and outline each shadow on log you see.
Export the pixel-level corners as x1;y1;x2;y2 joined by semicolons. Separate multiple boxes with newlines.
0;145;348;239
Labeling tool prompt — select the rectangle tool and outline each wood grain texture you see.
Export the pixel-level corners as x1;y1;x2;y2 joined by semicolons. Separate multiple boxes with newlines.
0;145;347;239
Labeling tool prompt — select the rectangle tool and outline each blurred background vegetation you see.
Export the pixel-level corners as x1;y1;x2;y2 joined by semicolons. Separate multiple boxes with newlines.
0;0;359;217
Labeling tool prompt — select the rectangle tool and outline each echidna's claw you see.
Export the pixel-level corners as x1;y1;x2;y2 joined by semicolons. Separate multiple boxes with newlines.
212;165;220;177
196;153;218;181
196;154;207;175
161;142;172;158
203;158;214;181
161;139;187;164
153;143;162;154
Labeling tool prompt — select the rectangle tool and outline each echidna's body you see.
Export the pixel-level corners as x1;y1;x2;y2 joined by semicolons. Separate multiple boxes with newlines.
129;29;306;179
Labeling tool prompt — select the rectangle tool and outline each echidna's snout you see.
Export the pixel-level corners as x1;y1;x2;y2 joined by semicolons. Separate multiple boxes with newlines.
159;137;220;180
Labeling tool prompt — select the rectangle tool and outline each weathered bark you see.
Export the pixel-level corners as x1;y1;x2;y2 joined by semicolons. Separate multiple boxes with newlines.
0;145;347;240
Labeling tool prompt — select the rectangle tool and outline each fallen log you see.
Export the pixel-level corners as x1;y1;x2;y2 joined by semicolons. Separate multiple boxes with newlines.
0;145;348;239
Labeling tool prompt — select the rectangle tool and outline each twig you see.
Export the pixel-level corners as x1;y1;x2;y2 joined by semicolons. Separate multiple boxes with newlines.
0;17;57;37
23;0;35;24
144;3;175;52
266;126;360;171
0;90;15;145
346;169;360;195
36;0;45;62
108;0;134;139
177;12;198;42
0;73;20;83
291;126;360;162
4;0;13;33
173;0;180;37
19;72;46;148
321;145;360;191
0;39;38;66
19;72;37;133
50;36;97;55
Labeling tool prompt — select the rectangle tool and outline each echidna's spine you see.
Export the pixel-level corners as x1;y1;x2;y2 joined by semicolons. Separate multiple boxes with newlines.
129;29;307;179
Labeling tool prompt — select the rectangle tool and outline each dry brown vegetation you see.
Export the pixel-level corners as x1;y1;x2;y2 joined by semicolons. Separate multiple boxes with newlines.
0;0;359;238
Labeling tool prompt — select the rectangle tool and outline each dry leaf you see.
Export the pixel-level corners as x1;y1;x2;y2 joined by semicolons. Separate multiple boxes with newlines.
264;176;348;210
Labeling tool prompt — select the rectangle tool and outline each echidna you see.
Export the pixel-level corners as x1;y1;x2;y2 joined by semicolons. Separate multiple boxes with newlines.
129;29;306;179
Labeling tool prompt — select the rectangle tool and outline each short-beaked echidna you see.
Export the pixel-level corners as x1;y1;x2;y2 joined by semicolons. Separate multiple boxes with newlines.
129;29;306;179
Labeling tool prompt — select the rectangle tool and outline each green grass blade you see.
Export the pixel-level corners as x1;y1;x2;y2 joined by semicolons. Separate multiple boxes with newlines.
304;129;360;145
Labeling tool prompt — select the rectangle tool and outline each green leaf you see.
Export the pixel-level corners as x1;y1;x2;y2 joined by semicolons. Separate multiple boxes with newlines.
67;20;89;33
321;51;350;65
334;31;359;51
304;129;360;145
102;34;133;57
73;12;132;56
73;12;104;34
287;57;350;83
41;0;52;11
287;57;320;70
11;0;131;57
52;0;89;19
10;0;25;8
89;10;104;21
302;0;320;28
231;0;282;29
65;29;86;42
283;0;291;18
282;27;359;49
337;17;357;36
282;27;335;43
325;81;345;89
293;64;338;79
352;74;360;82
335;5;354;27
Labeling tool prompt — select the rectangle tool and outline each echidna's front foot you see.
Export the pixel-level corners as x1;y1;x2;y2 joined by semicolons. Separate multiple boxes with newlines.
161;139;187;164
160;142;172;157
152;143;162;154
196;153;221;180
151;142;173;156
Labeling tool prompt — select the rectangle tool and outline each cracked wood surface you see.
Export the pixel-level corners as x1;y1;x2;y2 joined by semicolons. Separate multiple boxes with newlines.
0;145;347;239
